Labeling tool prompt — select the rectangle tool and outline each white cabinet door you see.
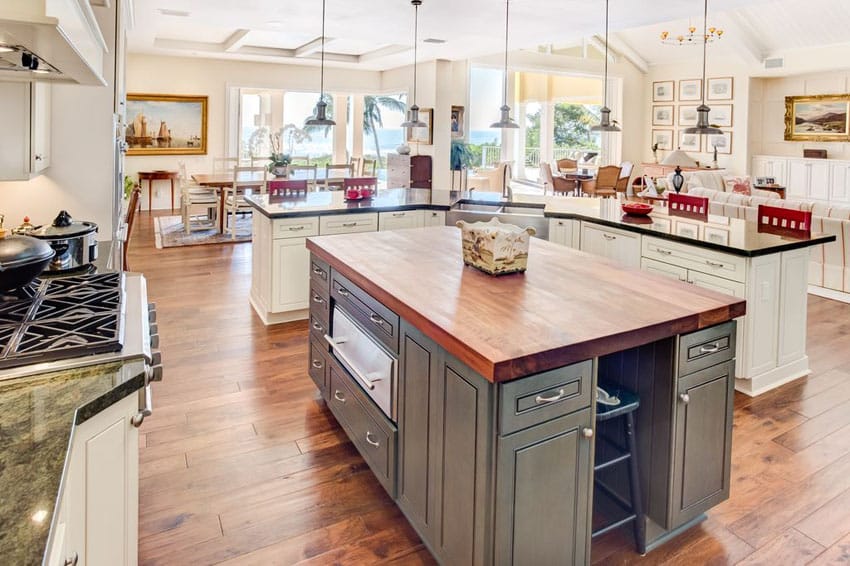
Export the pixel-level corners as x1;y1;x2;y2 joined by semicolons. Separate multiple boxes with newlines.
423;210;446;227
580;223;641;268
787;160;809;199
741;254;781;378
379;210;425;231
549;218;579;249
0;82;32;181
809;161;831;200
272;237;311;312
830;163;850;203
31;82;51;173
777;248;809;366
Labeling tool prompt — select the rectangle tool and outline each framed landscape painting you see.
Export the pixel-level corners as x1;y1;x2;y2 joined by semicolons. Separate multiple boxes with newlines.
653;81;675;102
126;94;208;155
652;130;674;151
406;107;434;145
784;94;850;141
679;130;701;152
706;131;733;154
679;105;698;127
710;104;733;127
707;77;733;100
653;105;674;126
679;79;703;101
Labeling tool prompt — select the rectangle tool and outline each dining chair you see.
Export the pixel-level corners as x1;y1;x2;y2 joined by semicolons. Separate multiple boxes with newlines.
250;156;272;170
342;176;378;197
757;204;812;236
541;162;577;195
288;164;318;191
123;185;141;272
669;193;709;221
556;158;578;172
225;166;267;239
589;165;621;197
323;164;353;190
615;162;634;195
349;156;363;177
361;158;377;177
213;157;239;175
268;179;308;198
178;162;218;234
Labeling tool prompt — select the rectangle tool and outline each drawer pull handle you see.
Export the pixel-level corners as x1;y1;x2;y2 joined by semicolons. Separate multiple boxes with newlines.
603;233;616;241
312;266;326;276
699;343;720;354
657;249;672;255
312;321;324;331
311;359;323;369
334;390;346;403
288;225;305;231
342;222;357;227
392;212;405;217
369;313;384;326
64;553;79;566
338;287;350;297
581;428;594;438
535;388;566;404
558;221;565;226
312;294;325;304
679;393;690;404
323;334;382;391
365;431;381;447
705;260;725;268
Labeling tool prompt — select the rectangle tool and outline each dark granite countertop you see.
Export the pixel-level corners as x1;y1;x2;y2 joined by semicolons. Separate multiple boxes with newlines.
0;362;146;565
245;187;448;218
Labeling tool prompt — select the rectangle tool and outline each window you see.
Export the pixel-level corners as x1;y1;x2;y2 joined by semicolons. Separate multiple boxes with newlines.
238;89;283;161
361;93;406;180
469;67;504;168
287;91;334;165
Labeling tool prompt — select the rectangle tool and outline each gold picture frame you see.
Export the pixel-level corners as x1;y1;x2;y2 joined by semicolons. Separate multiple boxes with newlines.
126;93;208;156
406;107;434;145
784;94;850;142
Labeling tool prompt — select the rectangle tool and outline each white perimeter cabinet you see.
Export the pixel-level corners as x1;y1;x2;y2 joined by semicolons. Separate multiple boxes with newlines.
47;392;140;566
251;209;445;325
0;81;51;181
579;222;641;268
752;155;850;204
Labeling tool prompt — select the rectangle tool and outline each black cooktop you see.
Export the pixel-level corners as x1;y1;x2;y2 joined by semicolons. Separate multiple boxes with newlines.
0;273;124;369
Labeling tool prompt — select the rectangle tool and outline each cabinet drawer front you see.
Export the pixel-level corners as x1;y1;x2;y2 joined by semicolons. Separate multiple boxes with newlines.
643;236;746;283
308;337;328;393
331;271;400;354
328;365;397;497
320;213;378;235
678;322;736;376
309;255;330;292
379;210;424;231
309;314;328;342
309;282;330;324
499;360;593;435
641;257;688;281
423;210;446;227
272;216;319;239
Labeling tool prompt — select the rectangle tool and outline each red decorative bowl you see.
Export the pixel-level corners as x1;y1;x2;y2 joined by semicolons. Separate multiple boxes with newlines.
622;202;653;216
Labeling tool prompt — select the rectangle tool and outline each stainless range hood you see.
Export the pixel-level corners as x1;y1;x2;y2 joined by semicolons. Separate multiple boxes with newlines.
0;0;107;85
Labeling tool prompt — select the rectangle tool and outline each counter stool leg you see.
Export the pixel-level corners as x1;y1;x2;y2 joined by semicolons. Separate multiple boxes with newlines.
625;411;646;555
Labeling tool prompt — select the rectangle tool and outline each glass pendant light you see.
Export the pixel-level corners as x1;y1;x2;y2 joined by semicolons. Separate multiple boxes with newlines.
591;0;621;132
490;0;519;129
305;0;336;127
684;0;722;135
401;0;427;128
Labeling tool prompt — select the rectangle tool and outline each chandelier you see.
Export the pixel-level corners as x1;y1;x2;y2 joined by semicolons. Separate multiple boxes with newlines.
660;24;722;46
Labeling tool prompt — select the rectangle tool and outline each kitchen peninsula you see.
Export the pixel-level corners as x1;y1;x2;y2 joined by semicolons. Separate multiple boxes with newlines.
306;227;745;563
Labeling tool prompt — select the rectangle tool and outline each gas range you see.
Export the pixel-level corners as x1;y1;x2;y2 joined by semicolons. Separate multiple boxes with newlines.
0;271;160;383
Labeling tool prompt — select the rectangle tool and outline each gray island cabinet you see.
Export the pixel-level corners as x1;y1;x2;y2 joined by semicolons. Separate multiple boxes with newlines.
306;227;745;564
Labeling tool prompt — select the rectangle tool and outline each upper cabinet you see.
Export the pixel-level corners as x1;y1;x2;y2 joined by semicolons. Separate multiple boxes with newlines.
0;81;51;181
0;0;107;85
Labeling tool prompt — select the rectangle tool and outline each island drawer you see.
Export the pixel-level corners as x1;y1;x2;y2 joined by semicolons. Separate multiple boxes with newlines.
331;271;400;354
310;255;330;292
272;216;319;239
328;363;397;497
498;360;593;436
642;236;746;284
320;213;379;235
678;322;736;376
309;282;330;324
309;337;329;394
309;313;328;344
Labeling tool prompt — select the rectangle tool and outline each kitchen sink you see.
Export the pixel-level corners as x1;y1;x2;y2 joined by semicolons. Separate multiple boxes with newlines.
446;200;549;239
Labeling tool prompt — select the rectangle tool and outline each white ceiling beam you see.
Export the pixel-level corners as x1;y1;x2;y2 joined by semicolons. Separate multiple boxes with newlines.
587;35;616;62
294;37;328;58
719;14;767;67
358;44;410;62
223;29;251;53
606;32;649;74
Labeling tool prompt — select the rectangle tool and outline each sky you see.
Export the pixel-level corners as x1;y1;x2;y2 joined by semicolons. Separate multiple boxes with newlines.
127;100;202;138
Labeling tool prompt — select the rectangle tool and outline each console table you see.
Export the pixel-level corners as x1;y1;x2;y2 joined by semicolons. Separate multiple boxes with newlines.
138;170;179;213
641;163;724;178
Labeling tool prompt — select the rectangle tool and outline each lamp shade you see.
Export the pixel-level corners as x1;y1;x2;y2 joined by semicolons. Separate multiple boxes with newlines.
661;149;698;168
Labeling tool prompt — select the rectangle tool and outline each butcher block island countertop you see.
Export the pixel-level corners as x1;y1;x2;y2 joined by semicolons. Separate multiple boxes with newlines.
306;225;745;382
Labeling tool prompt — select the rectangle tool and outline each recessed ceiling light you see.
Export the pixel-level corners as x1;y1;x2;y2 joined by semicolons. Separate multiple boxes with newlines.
158;8;191;17
32;68;49;74
0;45;14;53
423;38;446;44
32;510;48;523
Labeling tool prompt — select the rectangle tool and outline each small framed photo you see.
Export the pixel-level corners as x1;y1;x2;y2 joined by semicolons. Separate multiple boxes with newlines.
710;104;733;127
707;77;734;100
706;130;732;154
653;81;675;102
679;105;699;127
679;79;703;101
450;105;464;139
652;129;674;151
653;105;674;126
406;107;433;145
679;130;701;152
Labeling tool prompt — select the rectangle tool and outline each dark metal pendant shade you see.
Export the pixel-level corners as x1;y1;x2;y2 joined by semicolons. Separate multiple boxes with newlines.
491;105;519;129
305;0;335;127
684;104;722;135
492;0;518;129
591;107;621;132
401;104;427;128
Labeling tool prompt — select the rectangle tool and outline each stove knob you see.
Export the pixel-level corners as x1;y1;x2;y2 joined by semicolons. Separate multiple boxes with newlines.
149;323;158;336
146;364;163;383
149;350;162;366
148;309;157;324
148;302;156;312
150;334;160;349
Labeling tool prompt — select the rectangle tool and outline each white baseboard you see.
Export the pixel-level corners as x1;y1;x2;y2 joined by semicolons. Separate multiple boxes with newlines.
735;356;811;396
808;285;850;304
249;292;308;326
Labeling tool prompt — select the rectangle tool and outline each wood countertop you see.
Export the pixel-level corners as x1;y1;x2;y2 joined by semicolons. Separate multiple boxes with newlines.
306;227;746;382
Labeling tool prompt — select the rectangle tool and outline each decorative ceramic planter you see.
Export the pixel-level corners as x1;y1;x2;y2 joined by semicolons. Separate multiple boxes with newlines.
456;217;536;275
271;165;289;178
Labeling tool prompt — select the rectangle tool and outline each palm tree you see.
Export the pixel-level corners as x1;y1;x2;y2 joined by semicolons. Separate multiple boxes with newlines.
303;94;334;139
363;95;406;167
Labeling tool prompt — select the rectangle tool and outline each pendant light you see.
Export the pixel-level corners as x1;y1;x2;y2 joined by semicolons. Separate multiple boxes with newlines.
591;0;620;132
490;0;519;129
305;0;335;127
401;0;427;128
684;0;722;135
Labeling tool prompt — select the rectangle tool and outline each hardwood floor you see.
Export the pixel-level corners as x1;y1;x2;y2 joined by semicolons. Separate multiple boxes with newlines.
131;211;850;565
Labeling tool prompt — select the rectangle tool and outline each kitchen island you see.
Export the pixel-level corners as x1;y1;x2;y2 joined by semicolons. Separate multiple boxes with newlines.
306;227;745;564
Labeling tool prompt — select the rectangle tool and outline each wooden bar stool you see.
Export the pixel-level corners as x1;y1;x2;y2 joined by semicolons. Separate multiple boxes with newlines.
591;383;646;555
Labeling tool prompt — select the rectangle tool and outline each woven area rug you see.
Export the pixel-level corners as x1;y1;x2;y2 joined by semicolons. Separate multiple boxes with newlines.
154;215;252;249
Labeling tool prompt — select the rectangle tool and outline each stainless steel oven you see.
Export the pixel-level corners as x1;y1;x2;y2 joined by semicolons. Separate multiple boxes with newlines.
325;305;397;421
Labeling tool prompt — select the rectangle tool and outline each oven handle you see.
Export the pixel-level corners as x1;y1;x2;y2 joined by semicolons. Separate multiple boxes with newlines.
324;334;383;391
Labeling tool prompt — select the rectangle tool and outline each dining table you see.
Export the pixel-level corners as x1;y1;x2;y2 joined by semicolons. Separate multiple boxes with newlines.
557;168;596;195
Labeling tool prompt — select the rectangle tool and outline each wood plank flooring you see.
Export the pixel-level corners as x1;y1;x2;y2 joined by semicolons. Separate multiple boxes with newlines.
130;211;850;565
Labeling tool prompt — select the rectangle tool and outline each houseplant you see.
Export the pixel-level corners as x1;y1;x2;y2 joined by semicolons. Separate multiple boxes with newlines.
268;131;291;176
450;140;474;171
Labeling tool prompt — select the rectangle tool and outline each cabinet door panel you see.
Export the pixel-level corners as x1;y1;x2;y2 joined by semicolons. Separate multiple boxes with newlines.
272;237;310;312
495;408;592;565
830;164;850;203
423;210;446;227
31;82;51;172
581;223;641;268
0;82;31;180
810;161;830;200
549;218;579;248
671;361;734;527
787;160;808;199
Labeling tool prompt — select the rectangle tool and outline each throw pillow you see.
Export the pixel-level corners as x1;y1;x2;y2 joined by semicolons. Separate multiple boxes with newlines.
723;175;751;196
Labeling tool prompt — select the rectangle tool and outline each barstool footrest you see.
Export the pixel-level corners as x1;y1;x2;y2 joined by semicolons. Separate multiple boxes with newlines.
595;451;631;472
592;513;639;539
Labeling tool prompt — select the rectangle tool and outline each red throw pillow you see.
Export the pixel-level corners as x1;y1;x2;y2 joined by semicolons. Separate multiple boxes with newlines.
733;181;751;195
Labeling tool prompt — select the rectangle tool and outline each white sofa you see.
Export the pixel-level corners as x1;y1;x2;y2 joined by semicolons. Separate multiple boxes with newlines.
687;186;850;300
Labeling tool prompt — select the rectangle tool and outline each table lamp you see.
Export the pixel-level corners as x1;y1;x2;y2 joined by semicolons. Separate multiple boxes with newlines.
661;149;698;193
